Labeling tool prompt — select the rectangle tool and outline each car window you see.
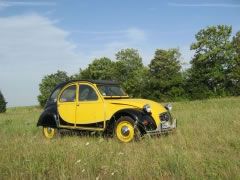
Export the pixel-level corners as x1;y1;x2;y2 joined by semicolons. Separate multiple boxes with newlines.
79;85;98;101
97;85;127;96
59;85;76;102
49;87;61;103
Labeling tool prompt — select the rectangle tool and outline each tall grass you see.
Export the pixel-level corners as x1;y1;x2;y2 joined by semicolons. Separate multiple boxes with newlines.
0;98;239;179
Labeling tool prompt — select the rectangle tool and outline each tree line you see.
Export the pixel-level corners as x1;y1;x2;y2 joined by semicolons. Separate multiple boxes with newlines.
38;25;240;107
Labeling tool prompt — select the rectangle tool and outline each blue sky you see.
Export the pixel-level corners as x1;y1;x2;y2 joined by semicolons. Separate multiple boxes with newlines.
0;0;239;107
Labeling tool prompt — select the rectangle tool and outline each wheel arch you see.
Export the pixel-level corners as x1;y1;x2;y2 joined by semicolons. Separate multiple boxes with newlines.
37;112;58;128
105;108;146;135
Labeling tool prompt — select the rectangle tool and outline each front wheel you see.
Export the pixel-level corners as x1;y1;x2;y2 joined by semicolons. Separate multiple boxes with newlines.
43;127;57;139
114;116;141;143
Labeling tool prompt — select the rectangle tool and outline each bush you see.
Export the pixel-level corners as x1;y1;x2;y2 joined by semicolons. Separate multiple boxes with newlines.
0;91;7;113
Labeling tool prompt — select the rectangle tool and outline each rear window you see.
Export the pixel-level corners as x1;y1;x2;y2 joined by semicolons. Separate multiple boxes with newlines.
49;87;61;103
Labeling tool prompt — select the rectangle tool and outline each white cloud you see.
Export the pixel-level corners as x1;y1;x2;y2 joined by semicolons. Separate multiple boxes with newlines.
126;28;146;41
71;27;146;42
80;27;147;63
71;30;126;35
0;13;148;107
168;2;240;8
0;1;56;8
0;14;83;107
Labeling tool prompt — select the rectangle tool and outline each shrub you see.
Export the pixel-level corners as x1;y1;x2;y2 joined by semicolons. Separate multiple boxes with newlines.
0;90;7;113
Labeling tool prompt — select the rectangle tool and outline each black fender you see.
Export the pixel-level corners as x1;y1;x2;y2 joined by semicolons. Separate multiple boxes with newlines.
105;108;157;135
37;110;58;128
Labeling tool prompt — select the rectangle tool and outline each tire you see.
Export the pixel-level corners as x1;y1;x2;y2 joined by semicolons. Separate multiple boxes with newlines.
114;116;141;143
42;127;58;139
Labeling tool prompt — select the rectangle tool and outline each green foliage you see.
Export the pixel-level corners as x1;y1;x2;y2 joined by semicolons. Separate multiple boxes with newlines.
38;25;240;102
0;90;7;113
187;25;234;99
38;71;69;107
74;57;115;80
114;48;146;97
228;31;240;95
72;49;147;98
146;49;184;101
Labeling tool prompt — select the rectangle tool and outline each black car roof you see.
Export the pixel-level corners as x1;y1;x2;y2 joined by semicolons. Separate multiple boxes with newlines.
55;79;119;89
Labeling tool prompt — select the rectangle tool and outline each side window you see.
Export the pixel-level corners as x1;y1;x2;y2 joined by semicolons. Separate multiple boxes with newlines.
60;85;76;102
79;85;98;101
49;87;61;103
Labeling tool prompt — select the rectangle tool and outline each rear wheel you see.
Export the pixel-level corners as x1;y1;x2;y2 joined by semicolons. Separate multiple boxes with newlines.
115;116;141;143
43;127;57;139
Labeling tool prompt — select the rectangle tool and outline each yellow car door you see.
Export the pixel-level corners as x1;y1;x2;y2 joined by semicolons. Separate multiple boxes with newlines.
75;83;105;126
57;83;77;125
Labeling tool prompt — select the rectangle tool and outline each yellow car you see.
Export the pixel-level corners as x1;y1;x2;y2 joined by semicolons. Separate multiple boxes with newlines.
37;80;176;142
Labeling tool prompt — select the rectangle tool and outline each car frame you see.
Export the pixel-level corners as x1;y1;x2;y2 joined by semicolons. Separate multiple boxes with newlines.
37;80;177;142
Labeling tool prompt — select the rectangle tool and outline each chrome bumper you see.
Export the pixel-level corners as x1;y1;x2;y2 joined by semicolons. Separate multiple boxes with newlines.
146;119;177;135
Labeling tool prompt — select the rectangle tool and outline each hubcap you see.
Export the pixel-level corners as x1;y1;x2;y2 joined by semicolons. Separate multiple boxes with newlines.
47;127;52;133
116;121;134;143
43;127;55;139
121;126;130;136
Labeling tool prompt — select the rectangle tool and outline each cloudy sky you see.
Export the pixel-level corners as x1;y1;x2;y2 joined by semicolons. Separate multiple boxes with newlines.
0;0;239;107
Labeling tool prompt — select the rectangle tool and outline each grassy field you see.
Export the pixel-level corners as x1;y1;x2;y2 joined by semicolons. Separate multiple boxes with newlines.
0;97;239;179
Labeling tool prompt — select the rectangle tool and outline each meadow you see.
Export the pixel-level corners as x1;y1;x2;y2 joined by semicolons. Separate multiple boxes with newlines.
0;97;239;179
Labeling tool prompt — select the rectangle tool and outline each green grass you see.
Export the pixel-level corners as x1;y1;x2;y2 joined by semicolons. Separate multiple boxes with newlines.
0;97;240;179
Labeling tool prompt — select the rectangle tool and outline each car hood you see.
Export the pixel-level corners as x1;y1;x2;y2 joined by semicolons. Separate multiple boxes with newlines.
105;98;167;114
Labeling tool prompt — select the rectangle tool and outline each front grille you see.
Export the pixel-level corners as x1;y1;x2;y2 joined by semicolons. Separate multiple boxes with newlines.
160;112;171;122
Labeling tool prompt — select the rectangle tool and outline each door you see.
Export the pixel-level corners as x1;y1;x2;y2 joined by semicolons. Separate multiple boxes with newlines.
57;84;77;125
75;84;105;125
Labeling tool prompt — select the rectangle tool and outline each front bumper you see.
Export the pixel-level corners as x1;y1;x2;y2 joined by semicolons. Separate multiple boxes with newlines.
146;118;177;135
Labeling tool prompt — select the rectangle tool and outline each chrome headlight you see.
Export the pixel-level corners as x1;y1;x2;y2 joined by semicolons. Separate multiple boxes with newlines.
143;104;151;113
165;103;172;111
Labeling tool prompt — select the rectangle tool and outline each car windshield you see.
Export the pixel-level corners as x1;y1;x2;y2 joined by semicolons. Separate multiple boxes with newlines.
97;85;128;97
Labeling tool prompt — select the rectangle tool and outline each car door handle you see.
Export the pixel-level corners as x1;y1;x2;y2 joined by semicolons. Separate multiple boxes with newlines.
77;104;80;106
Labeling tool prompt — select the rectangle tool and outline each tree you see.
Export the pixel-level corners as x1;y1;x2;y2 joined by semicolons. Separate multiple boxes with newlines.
0;90;7;113
187;25;233;99
227;31;240;96
114;48;146;97
146;48;184;101
75;57;115;80
229;31;240;95
38;70;69;107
